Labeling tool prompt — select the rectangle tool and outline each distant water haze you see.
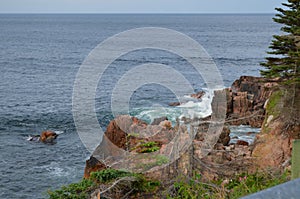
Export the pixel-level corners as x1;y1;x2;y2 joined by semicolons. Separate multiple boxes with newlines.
0;0;283;14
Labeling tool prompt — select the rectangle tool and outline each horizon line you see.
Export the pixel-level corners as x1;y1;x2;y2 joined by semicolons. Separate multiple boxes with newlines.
0;12;276;15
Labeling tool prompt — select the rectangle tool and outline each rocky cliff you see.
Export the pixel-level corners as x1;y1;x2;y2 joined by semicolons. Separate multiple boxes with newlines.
84;76;299;198
225;76;279;127
252;83;300;170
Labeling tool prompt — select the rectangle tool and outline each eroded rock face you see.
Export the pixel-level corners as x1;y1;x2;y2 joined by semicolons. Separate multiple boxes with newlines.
84;156;106;178
252;85;300;170
196;124;231;147
85;115;177;177
84;76;295;188
104;115;175;149
104;115;147;149
218;126;231;146
198;144;253;181
224;76;278;127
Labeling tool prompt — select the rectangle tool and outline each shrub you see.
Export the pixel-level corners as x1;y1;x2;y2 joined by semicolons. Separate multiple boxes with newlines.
48;169;160;199
90;169;132;183
48;179;94;199
138;141;160;153
167;171;290;199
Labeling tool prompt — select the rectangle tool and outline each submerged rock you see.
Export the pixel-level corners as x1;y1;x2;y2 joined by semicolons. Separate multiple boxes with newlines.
191;91;205;99
151;116;168;125
27;130;58;144
40;130;58;143
168;102;181;106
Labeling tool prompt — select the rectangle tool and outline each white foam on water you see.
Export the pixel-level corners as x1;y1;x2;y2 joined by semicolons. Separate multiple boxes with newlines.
54;130;65;135
25;135;40;142
132;88;218;123
26;135;33;141
229;125;261;144
132;107;181;124
35;162;71;177
182;95;196;100
178;88;214;119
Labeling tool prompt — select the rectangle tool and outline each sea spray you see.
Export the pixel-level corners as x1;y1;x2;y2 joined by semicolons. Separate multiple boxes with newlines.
131;88;216;124
178;88;215;120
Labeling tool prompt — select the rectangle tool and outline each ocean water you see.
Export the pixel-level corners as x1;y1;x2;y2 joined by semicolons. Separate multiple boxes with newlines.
0;14;280;198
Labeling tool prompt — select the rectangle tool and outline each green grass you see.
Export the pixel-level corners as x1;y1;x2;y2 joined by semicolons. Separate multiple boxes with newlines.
90;169;132;183
167;171;290;199
48;179;94;199
136;154;169;171
138;141;160;153
48;169;160;199
266;90;284;119
48;168;290;199
292;140;300;179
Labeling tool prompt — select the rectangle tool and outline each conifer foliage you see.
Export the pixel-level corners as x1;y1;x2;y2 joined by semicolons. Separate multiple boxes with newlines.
261;0;300;82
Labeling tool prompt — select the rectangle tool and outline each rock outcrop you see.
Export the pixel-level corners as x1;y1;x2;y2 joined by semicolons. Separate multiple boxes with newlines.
151;116;168;125
83;76;299;197
191;91;205;99
168;91;205;107
252;84;300;170
84;156;106;178
225;76;279;127
84;115;177;177
27;130;58;143
104;115;147;149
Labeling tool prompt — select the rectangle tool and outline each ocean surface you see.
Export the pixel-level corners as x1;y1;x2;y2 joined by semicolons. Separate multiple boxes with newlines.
0;14;279;199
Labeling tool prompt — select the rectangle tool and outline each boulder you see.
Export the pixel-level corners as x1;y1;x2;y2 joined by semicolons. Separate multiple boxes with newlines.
159;120;172;129
195;121;230;147
191;91;205;99
236;140;249;146
168;102;181;106
151;116;168;125
105;115;147;149
217;126;231;146
40;130;58;143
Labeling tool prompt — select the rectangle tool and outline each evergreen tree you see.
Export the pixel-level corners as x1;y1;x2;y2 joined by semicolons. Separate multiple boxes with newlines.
261;0;300;82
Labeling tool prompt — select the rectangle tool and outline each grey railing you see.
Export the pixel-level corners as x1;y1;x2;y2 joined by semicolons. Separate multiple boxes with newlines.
241;178;300;199
242;139;300;199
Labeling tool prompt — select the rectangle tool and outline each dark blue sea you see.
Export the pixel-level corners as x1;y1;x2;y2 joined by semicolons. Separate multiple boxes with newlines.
0;14;279;199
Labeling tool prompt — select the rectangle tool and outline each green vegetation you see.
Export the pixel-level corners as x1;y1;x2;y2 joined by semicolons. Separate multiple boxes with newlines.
89;169;132;183
260;0;300;83
127;132;140;137
292;140;300;179
132;175;161;193
136;154;169;170
48;168;290;199
48;169;160;199
266;89;284;118
138;141;160;153
167;171;290;199
48;179;94;199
